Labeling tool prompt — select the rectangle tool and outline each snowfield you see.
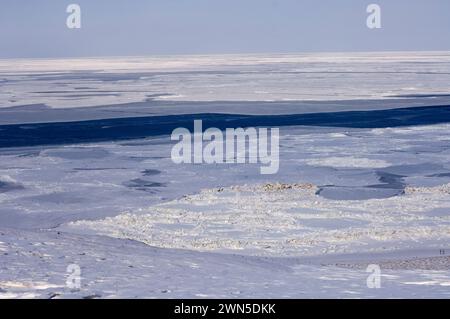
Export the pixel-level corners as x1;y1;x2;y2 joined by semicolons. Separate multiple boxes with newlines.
1;220;450;299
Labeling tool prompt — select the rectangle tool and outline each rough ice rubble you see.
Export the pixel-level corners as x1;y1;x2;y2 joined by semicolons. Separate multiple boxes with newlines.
67;181;450;257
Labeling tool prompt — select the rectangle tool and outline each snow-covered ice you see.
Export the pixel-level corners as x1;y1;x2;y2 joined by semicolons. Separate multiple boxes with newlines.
1;52;450;109
1;123;450;298
1;52;450;298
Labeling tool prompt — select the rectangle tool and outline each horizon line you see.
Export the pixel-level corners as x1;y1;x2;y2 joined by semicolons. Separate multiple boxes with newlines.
1;49;450;61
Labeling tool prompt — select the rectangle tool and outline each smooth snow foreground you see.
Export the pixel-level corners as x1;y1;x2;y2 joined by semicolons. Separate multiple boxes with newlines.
2;226;449;299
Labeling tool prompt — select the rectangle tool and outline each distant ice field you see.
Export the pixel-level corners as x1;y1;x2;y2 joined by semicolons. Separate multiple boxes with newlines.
1;51;450;110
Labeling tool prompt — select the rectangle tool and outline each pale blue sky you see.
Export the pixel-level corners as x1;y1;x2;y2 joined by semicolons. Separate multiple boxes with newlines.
1;0;449;58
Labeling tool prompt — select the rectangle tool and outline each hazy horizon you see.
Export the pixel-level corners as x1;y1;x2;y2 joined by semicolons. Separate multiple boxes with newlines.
2;49;450;61
1;0;450;59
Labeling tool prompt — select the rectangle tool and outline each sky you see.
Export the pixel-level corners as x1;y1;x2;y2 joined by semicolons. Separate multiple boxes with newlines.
0;0;450;58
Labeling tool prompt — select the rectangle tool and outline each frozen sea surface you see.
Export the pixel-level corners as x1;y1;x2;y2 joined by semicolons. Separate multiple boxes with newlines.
2;122;450;298
1;52;450;298
1;122;450;300
1;123;450;229
1;52;450;109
